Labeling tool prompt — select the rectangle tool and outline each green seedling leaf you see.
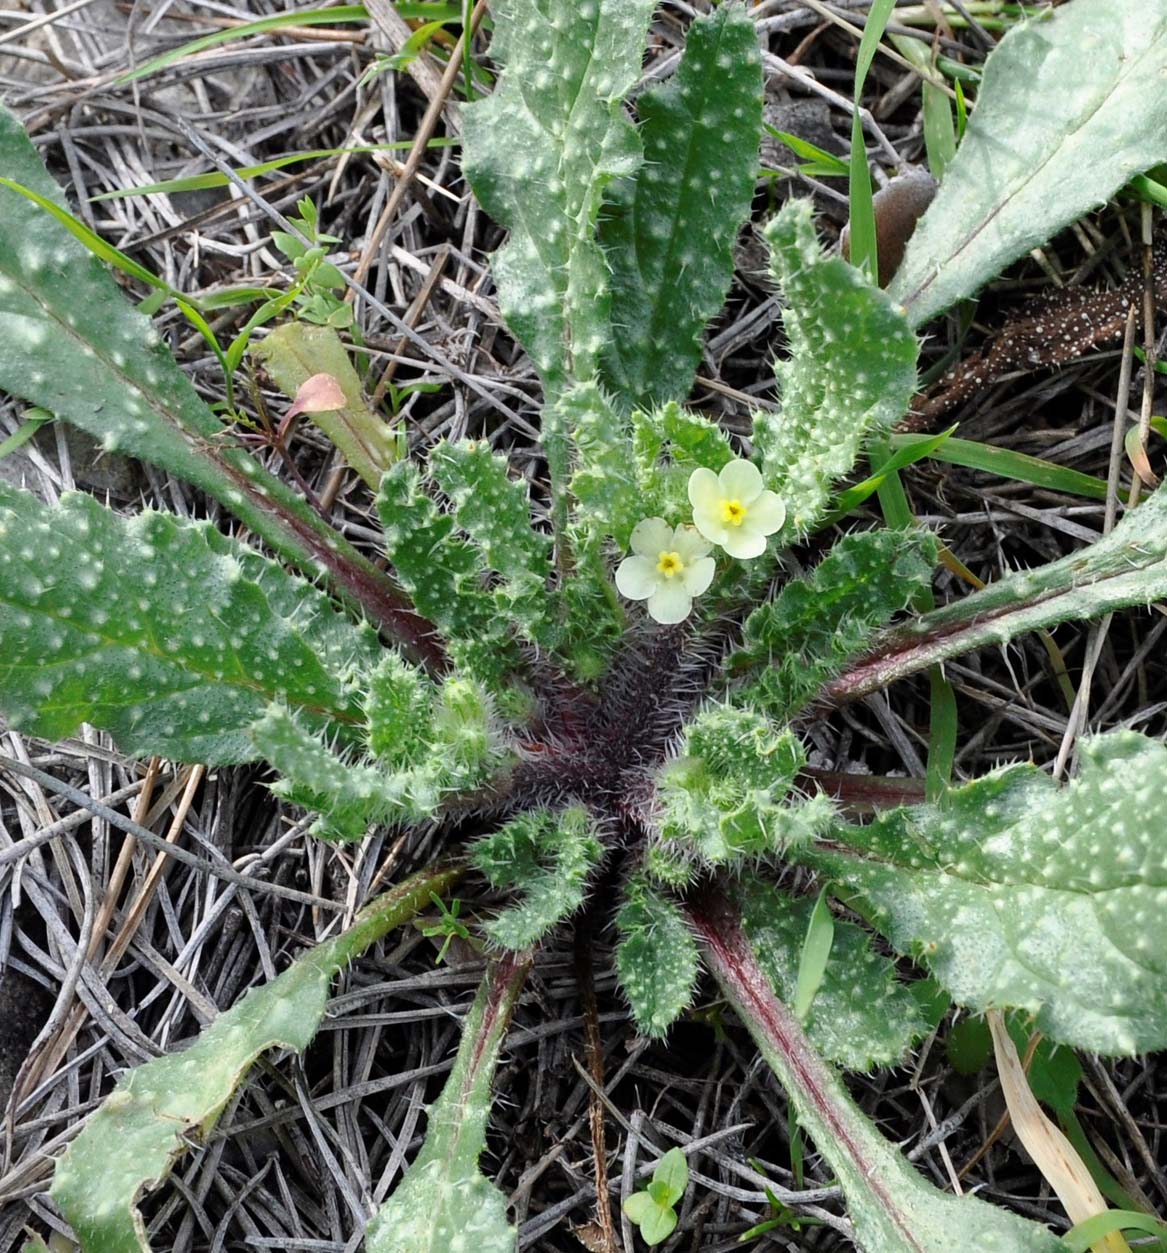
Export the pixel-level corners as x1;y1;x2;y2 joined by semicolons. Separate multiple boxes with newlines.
623;1189;678;1246
827;481;1167;703
800;731;1167;1055
890;34;956;181
753;200;919;534
462;0;656;395
252;322;397;488
947;1018;1083;1115
653;1147;688;1207
472;807;602;949
825;427;955;523
365;952;528;1253
0;485;380;764
734;528;938;721
739;881;925;1071
51;863;462;1253
764;125;849;177
0;106;432;661
624;1147;687;1246
116;6;373;83
0;408;51;460
599;4;762;410
692;889;1063;1253
947;1017;994;1076
891;1;1167;326
615;878;700;1039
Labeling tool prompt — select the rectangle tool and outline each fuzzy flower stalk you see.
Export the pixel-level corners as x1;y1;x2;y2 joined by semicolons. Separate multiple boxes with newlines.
616;519;715;624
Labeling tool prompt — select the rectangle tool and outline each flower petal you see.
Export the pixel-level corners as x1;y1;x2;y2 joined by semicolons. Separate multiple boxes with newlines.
687;467;722;512
721;527;768;560
746;490;786;536
615;555;659;600
718;458;763;504
692;507;728;547
647;581;693;624
629;517;673;560
682;556;715;598
672;524;712;562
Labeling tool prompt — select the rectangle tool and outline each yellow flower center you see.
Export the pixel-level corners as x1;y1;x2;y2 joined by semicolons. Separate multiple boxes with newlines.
656;550;685;578
721;498;747;527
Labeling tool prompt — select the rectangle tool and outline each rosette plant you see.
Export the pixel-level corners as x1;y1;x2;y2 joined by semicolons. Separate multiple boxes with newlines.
3;1;1167;1251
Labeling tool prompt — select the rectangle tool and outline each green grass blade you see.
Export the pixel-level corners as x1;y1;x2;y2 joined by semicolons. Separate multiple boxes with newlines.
116;6;370;84
793;888;836;1022
890;433;1110;500
847;0;897;281
91;142;456;201
824;426;955;524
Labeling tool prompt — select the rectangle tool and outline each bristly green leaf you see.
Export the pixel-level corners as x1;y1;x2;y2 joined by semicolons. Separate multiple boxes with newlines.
738;881;926;1071
694;889;1063;1253
472;806;602;949
364;651;436;768
253;706;437;842
655;705;827;865
0;107;427;659
826;481;1167;704
258;673;503;841
567;383;642;548
752;200;918;535
50;864;462;1253
462;0;656;396
599;4;762;409
733;528;938;720
365;953;528;1253
0;485;379;764
797;731;1167;1056
631;401;737;526
429;438;554;647
615;878;700;1039
377;460;519;686
890;0;1167;326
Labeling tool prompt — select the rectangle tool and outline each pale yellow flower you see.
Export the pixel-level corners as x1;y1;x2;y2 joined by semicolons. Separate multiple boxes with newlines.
688;459;786;559
615;519;715;624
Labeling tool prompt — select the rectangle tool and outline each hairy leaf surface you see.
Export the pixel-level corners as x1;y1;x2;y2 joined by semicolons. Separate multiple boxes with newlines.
616;878;700;1039
51;866;462;1253
891;0;1167;326
600;4;762;409
737;881;925;1071
0;107;426;655
365;954;528;1253
377;461;517;684
472;806;602;949
800;731;1167;1055
462;0;656;395
430;439;553;647
735;529;937;720
827;481;1167;703
753;200;918;534
0;485;378;763
694;891;1062;1253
